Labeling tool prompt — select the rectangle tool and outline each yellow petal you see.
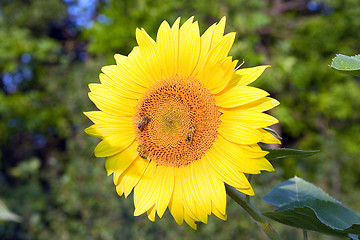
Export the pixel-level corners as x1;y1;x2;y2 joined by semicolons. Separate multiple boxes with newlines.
112;171;122;187
251;157;275;172
216;86;269;109
135;28;161;84
156;166;175;218
175;167;196;219
84;112;133;139
210;135;269;174
234;143;268;158
178;166;198;219
197;32;235;79
219;120;262;145
88;84;137;117
235;65;270;87
218;71;242;95
190;161;212;215
244;97;280;112
157;20;176;79
184;213;197;230
178;19;200;76
94;132;134;158
184;164;210;218
84;125;104;138
238;185;255;195
104;141;138;174
115;178;125;196
125;38;160;88
197;24;216;70
147;205;156;222
194;205;208;224
195;17;226;71
220;65;270;94
85;124;133;139
117;157;150;197
205;152;252;192
221;110;278;129
99;73;141;99
128;46;140;58
171;17;181;31
212;203;227;220
201;158;227;215
198;57;237;94
133;161;157;216
212;16;226;46
179;166;207;223
222;96;280;113
169;175;184;225
207;32;235;64
84;111;128;125
259;128;281;144
171;17;180;74
115;49;156;89
101;64;146;93
136;27;156;49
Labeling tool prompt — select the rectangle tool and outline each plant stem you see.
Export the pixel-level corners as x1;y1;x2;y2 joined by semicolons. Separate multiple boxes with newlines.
303;230;308;240
226;185;282;240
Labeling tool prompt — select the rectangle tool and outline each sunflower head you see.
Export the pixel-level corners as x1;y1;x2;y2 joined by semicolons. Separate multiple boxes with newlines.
85;16;280;229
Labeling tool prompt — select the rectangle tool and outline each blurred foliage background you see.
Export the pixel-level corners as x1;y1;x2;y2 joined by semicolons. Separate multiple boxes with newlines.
1;0;359;239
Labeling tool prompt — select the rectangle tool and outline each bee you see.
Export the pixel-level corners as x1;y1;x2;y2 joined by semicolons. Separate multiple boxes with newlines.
137;144;148;159
137;116;150;131
186;125;196;143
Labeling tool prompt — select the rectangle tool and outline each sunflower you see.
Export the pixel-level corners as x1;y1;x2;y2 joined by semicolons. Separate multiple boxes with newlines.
85;16;280;229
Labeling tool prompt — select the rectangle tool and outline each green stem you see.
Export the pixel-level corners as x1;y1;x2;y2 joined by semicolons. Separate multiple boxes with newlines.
226;185;282;240
303;230;308;240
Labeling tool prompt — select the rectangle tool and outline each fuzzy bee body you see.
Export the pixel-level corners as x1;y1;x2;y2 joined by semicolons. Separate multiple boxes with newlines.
137;145;148;159
186;126;196;143
137;116;150;131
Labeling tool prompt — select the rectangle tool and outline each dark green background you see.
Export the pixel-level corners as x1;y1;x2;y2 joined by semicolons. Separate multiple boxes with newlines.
1;0;359;239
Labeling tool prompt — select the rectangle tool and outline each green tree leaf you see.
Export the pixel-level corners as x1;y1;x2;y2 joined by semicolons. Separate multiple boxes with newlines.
0;199;21;222
330;54;360;76
264;199;360;238
263;177;360;238
262;148;320;160
262;176;338;207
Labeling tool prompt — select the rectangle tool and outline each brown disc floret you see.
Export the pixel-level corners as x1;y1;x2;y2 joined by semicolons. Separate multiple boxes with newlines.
134;76;221;167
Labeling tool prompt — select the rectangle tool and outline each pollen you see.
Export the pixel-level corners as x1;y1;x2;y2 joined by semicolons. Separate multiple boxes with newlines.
134;76;221;167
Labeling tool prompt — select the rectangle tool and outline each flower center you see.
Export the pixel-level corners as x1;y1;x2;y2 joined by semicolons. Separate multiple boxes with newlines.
161;107;183;136
134;76;221;167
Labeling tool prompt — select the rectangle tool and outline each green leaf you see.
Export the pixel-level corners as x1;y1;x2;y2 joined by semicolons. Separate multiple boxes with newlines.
330;54;360;76
264;199;360;237
262;148;320;160
0;199;21;222
263;177;360;237
262;176;338;207
348;234;359;240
